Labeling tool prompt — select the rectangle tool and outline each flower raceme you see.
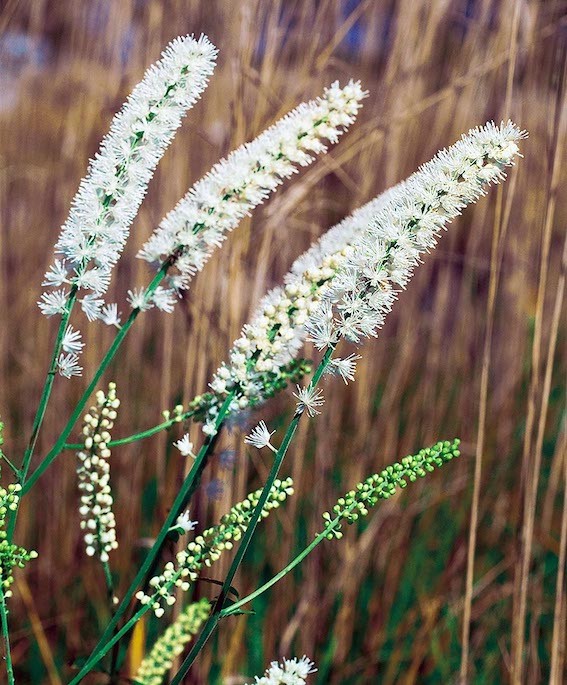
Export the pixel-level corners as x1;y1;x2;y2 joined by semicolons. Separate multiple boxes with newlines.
136;478;294;617
40;35;217;320
136;80;367;307
190;184;404;430
134;598;211;685
314;121;526;348
322;440;461;540
76;383;120;562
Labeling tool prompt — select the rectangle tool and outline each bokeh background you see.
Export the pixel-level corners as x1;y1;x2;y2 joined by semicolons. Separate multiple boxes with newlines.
1;1;566;683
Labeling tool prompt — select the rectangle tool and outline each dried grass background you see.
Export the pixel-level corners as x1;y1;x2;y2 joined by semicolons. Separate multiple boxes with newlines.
0;1;566;683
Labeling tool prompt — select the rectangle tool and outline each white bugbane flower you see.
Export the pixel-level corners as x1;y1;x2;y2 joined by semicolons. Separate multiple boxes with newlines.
247;656;317;685
41;35;217;319
321;121;526;346
138;80;367;298
327;354;361;384
57;353;83;378
244;421;277;452
293;385;325;417
61;325;84;354
172;511;198;533
173;434;195;458
197;177;406;425
101;303;121;328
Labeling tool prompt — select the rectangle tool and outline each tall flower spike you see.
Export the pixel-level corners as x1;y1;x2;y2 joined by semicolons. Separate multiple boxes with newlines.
136;478;294;616
134;599;211;685
247;656;317;685
323;121;526;345
41;35;217;320
322;440;461;540
137;80;367;307
76;382;120;562
192;180;405;426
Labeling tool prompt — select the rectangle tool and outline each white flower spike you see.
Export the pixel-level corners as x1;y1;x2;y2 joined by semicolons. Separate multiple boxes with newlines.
322;121;527;346
77;383;120;562
138;80;366;300
41;34;217;319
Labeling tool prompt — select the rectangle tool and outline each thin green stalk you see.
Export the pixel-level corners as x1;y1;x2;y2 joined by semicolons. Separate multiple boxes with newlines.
68;392;235;685
172;613;220;680
0;582;15;685
100;559;121;682
21;264;169;497
63;409;196;450
102;561;115;609
170;347;335;683
7;287;78;537
221;517;342;617
75;603;152;680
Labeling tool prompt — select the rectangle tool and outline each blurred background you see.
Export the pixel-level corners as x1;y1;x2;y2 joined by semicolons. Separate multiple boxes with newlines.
0;1;566;683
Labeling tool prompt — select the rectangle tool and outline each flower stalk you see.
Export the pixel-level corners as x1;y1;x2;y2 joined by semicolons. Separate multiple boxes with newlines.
170;345;335;682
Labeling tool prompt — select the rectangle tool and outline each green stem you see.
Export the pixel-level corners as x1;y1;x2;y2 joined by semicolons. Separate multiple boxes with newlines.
0;582;15;685
63;410;196;450
21;265;169;497
222;515;344;616
74;604;151;681
7;287;78;537
100;561;121;684
172;613;220;680
102;561;115;608
0;455;19;478
68;392;235;685
170;346;336;683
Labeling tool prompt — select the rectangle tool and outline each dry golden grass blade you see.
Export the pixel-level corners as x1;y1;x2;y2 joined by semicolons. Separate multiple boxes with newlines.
460;5;522;680
511;51;567;684
14;576;62;685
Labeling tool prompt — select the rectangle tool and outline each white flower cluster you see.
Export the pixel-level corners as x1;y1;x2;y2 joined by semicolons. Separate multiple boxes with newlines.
311;121;526;348
134;598;210;685
39;35;217;321
137;80;367;307
57;324;85;378
76;382;120;562
247;656;317;685
198;181;402;426
136;478;294;617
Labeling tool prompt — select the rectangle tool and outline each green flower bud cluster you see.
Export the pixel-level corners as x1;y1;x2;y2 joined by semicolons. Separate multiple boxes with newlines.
76;382;120;562
134;598;211;685
322;440;460;540
137;477;294;617
0;483;38;598
160;404;186;423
